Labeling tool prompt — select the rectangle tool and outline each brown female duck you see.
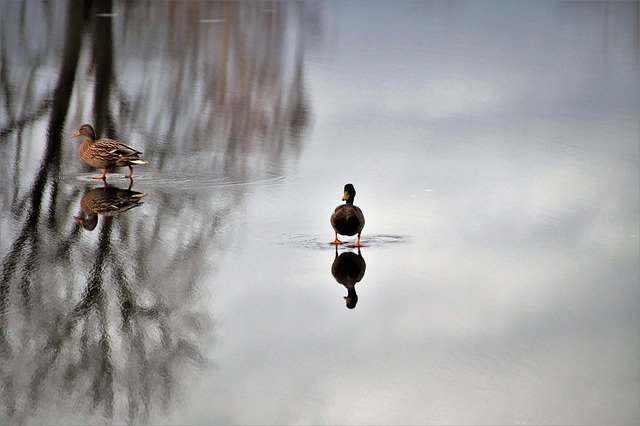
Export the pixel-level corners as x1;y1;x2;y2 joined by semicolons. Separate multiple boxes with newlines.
72;124;147;180
330;183;365;247
76;186;147;231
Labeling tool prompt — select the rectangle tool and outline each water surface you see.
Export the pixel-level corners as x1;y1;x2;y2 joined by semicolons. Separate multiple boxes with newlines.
1;1;638;424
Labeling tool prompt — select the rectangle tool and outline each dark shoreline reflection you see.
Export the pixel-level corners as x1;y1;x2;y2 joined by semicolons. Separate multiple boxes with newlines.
331;247;366;309
1;0;318;423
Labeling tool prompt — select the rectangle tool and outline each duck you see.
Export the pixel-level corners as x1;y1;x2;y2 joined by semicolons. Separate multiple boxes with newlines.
76;185;147;231
72;124;147;180
330;183;365;247
331;247;366;309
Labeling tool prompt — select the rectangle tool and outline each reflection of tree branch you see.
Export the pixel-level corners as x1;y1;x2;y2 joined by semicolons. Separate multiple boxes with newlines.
1;0;86;357
1;17;54;139
89;218;114;417
28;217;112;414
0;99;53;140
1;2;320;423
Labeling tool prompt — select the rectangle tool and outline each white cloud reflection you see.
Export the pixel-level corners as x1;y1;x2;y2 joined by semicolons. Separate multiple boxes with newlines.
172;1;639;424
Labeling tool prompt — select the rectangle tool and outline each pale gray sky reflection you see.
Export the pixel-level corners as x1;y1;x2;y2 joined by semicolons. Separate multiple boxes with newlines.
1;1;638;425
197;2;639;425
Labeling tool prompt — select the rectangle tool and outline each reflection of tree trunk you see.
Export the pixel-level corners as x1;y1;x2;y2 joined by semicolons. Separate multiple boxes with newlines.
92;0;115;138
48;0;90;153
1;3;89;420
1;0;86;343
218;3;231;118
2;2;319;423
88;217;114;418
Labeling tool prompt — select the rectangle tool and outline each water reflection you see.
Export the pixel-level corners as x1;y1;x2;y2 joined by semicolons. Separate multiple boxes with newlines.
1;0;317;423
331;247;366;309
75;184;146;231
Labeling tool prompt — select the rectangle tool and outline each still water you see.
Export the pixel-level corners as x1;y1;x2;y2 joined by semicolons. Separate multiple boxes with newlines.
1;1;638;424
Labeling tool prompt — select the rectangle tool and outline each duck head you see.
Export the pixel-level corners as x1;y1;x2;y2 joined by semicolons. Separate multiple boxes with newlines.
72;124;96;140
342;183;356;204
75;211;98;231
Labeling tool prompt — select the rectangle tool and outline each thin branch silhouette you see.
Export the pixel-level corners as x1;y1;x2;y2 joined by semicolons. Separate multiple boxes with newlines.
1;1;319;423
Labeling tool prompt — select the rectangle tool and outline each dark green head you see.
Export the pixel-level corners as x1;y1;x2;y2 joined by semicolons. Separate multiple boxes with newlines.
342;183;356;204
344;293;358;309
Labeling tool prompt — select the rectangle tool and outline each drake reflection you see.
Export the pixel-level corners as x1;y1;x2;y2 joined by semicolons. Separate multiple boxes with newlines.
76;183;147;231
331;247;366;309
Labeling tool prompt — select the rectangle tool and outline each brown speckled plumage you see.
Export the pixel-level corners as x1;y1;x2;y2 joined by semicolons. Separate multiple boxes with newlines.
76;186;146;230
72;124;147;180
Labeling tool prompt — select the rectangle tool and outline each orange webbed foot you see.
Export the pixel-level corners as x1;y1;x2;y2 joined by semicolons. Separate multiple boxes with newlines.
348;234;364;248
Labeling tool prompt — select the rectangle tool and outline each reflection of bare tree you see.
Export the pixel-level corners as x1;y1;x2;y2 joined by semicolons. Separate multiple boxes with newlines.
1;0;320;423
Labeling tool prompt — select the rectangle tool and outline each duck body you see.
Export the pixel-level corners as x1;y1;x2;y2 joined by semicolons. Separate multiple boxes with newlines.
331;204;365;237
331;248;366;309
331;250;366;287
77;186;146;230
72;124;147;179
330;183;365;246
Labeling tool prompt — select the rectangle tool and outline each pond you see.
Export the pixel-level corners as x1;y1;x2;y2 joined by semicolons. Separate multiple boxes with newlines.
1;1;638;424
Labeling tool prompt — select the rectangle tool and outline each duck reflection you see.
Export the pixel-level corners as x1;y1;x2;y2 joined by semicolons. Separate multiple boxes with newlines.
76;184;146;231
331;247;366;309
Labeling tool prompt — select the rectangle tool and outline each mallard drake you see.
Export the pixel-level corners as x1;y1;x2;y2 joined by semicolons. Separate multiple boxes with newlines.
76;185;147;230
72;124;147;180
330;183;365;247
331;247;366;309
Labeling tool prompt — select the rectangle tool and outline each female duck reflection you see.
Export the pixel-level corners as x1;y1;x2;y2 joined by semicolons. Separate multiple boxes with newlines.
76;183;146;231
331;247;366;309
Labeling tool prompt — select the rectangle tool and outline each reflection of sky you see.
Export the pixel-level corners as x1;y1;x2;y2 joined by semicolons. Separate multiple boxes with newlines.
2;1;637;424
184;2;639;425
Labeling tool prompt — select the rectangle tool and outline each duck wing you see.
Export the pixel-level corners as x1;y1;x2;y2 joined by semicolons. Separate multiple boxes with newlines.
331;204;365;236
92;139;146;164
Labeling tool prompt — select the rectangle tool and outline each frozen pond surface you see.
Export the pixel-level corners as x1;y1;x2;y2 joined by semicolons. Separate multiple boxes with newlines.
1;1;638;424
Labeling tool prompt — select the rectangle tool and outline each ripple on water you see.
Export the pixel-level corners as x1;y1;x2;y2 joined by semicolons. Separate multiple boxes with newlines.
70;172;286;190
284;234;407;250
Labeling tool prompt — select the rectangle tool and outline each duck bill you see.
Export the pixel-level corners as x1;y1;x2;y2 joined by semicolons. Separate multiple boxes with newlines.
341;191;349;201
71;131;81;138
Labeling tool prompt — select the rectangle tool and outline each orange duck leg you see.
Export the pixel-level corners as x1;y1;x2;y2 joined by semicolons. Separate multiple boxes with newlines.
93;167;108;180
